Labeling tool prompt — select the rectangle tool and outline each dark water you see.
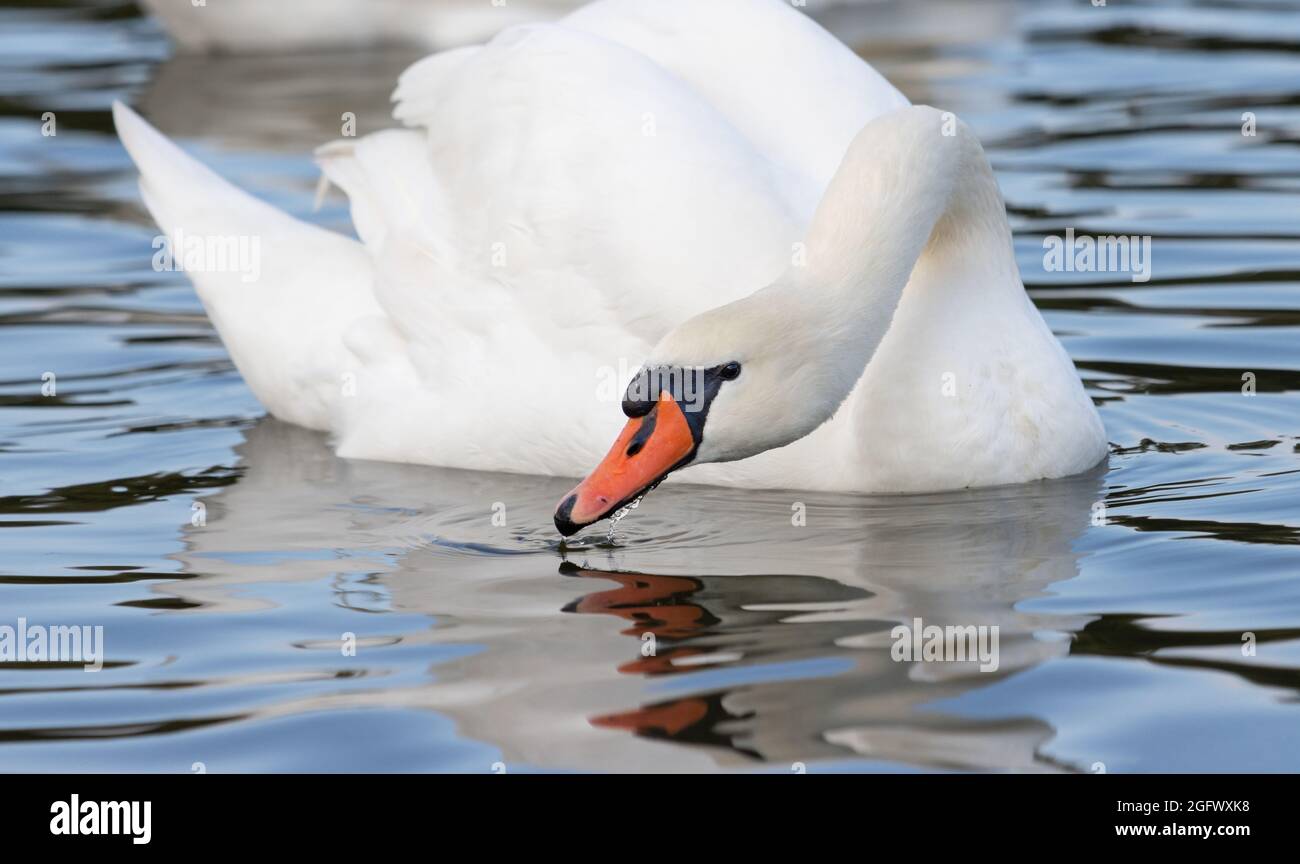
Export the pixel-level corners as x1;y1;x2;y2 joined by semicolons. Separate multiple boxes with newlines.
1;0;1298;772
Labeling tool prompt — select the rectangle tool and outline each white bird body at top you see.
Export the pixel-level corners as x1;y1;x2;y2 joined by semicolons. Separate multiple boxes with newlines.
115;0;1108;532
138;0;581;52
138;0;886;53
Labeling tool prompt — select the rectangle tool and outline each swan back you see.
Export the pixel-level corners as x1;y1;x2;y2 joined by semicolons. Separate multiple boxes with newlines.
564;0;909;194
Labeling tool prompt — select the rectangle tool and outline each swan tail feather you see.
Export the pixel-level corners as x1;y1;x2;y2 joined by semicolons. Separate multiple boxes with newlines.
112;100;383;431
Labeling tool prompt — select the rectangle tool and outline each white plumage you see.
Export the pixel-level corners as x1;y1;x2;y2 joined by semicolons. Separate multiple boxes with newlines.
138;0;885;53
115;0;1107;496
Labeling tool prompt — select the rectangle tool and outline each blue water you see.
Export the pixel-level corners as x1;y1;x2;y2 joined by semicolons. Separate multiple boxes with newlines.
1;0;1298;772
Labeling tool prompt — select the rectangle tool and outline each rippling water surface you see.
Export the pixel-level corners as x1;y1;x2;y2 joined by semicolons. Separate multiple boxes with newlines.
1;0;1298;772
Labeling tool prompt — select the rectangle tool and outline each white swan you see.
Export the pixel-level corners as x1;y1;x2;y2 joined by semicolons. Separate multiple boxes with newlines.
114;0;1107;535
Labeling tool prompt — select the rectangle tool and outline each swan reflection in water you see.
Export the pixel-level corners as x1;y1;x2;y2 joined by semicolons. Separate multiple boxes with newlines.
167;419;1103;772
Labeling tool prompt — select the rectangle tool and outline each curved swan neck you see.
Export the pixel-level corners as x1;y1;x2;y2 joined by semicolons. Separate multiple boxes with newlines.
791;105;1013;409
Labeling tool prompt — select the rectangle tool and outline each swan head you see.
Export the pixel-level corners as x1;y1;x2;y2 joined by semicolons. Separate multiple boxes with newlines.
554;289;843;536
552;105;992;536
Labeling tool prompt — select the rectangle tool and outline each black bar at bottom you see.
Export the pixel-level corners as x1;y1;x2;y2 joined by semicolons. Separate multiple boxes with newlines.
2;773;1285;848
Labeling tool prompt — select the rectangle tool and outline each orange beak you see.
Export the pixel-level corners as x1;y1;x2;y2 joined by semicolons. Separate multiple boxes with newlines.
554;390;697;536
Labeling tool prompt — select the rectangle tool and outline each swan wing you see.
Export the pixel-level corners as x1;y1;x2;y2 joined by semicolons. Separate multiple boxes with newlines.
375;22;806;345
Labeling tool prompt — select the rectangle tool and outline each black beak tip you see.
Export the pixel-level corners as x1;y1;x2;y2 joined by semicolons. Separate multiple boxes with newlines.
554;493;583;537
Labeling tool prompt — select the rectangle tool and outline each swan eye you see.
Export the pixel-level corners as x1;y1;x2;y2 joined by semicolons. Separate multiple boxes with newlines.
719;362;742;381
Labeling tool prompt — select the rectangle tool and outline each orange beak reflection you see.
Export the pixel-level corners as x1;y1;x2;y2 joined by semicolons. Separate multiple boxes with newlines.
554;391;697;536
